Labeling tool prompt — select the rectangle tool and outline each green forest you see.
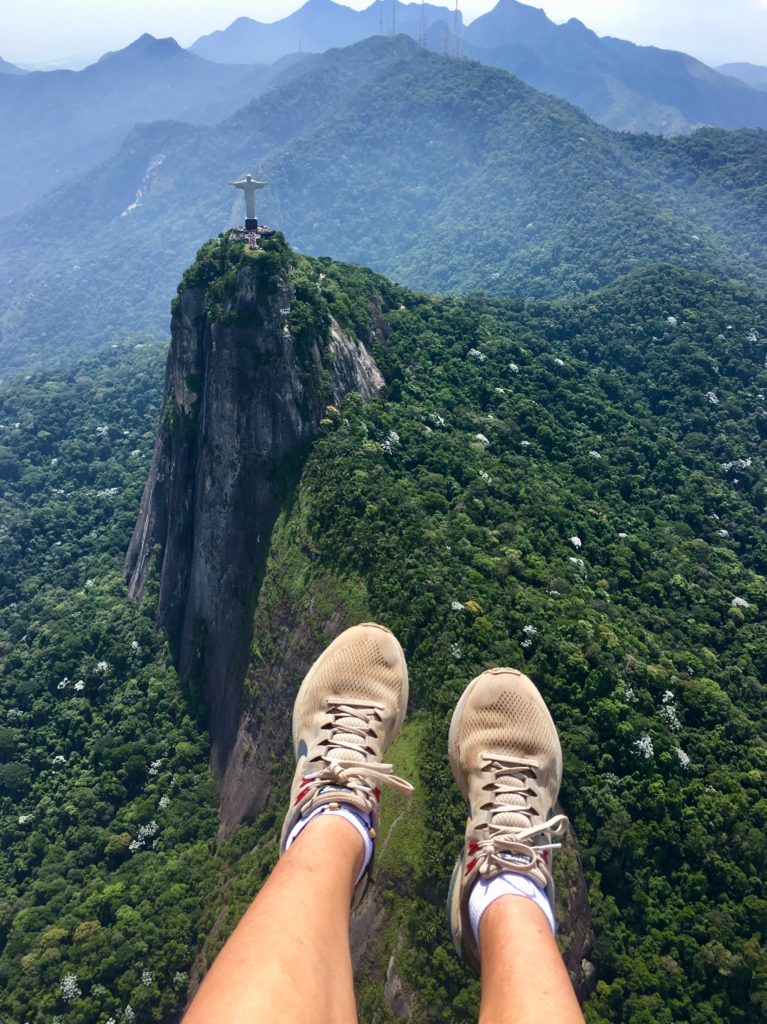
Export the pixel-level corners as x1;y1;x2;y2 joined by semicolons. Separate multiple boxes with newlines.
0;237;764;1021
0;344;222;1021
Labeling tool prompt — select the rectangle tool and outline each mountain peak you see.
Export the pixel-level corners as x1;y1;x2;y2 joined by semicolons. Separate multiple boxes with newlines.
97;34;186;66
464;0;552;48
489;0;550;24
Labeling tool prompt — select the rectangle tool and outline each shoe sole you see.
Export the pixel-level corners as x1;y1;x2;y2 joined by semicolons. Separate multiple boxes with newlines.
447;853;467;968
291;622;409;755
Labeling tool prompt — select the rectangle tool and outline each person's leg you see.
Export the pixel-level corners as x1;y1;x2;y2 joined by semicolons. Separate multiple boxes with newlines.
184;623;412;1024
447;667;585;1023
478;896;585;1024
184;813;362;1024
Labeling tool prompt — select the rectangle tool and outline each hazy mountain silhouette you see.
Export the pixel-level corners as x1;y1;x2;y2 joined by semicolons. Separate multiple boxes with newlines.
463;0;767;133
0;34;310;218
717;62;767;90
191;0;463;63
193;0;767;135
0;56;27;75
2;37;766;377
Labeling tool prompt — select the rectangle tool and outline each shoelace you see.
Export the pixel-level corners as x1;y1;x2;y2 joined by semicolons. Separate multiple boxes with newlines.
469;754;568;878
294;698;414;817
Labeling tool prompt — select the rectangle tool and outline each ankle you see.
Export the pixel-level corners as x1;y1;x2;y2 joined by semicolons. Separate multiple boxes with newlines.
285;803;374;886
469;872;556;952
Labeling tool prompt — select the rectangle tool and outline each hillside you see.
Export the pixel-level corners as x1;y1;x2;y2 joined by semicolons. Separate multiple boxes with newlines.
0;35;310;219
462;0;767;135
1;235;764;1022
2;37;767;379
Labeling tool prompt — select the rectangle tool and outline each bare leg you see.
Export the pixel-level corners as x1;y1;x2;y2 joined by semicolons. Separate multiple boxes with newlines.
184;813;363;1024
478;896;585;1024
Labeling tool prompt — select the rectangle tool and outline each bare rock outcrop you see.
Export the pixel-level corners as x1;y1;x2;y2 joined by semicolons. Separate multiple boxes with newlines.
124;233;385;781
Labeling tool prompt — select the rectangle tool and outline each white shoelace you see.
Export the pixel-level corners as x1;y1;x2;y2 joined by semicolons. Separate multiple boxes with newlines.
470;754;568;878
294;698;413;819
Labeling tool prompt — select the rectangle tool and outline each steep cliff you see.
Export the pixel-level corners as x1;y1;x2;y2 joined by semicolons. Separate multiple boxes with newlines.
124;232;386;783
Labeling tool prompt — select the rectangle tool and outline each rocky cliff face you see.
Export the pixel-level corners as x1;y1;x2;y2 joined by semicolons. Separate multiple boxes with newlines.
124;232;385;781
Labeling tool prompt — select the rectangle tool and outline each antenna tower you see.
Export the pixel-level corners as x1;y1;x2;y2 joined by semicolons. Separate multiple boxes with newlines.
454;0;461;57
379;0;383;35
419;0;427;48
391;0;396;36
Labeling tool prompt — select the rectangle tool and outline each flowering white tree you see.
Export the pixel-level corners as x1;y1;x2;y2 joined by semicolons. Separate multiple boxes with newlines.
676;748;691;769
60;974;81;1001
634;734;654;759
659;691;681;731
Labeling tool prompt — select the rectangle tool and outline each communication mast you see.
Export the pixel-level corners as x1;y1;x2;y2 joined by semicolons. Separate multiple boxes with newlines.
454;0;461;57
419;0;427;48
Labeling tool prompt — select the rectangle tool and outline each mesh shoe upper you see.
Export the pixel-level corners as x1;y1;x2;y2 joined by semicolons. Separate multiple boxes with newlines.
279;623;412;863
448;668;568;972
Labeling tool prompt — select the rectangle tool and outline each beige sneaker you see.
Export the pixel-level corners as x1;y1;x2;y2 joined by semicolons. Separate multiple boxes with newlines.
447;668;569;972
279;623;413;881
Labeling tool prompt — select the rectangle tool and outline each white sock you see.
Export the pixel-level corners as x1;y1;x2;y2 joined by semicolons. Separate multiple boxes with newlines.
285;803;374;886
469;872;556;950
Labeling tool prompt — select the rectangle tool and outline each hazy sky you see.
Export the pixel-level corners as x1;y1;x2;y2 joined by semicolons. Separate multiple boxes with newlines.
3;0;766;68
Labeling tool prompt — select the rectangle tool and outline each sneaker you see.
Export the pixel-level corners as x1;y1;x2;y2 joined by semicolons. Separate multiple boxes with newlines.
279;623;413;886
447;668;569;972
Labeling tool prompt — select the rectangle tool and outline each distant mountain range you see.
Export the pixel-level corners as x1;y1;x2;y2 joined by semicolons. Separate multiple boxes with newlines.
191;0;461;64
192;0;767;135
3;0;766;222
0;34;310;218
2;36;766;377
718;62;767;90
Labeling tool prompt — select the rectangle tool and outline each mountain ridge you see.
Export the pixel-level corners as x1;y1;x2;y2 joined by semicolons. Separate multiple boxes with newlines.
191;0;767;135
191;0;463;64
0;34;311;219
2;37;766;379
718;61;767;89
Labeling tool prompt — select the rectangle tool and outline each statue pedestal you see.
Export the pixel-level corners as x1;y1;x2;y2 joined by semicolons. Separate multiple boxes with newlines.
245;218;259;231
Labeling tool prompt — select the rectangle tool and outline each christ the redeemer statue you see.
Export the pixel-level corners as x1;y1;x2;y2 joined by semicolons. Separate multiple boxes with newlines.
232;173;267;229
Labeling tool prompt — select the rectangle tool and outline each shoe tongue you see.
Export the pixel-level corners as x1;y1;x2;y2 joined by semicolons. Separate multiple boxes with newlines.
329;714;366;763
492;777;530;830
